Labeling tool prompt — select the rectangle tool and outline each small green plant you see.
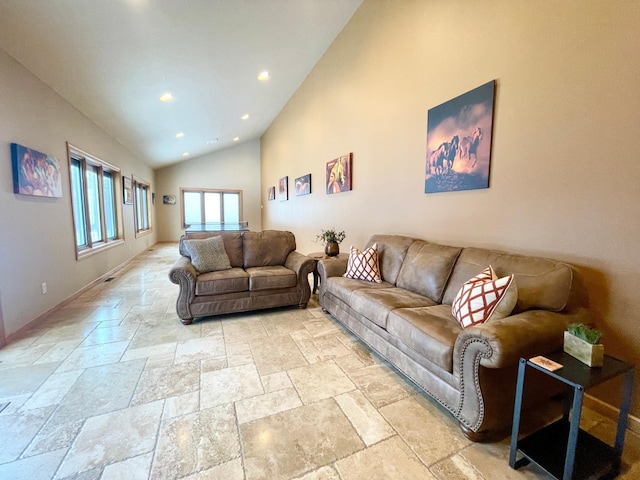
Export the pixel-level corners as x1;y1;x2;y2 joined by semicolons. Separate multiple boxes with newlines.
567;323;602;345
316;228;346;245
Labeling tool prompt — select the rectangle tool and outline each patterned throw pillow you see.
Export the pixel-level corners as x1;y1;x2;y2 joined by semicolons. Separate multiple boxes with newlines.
343;243;382;283
451;266;518;328
183;236;232;274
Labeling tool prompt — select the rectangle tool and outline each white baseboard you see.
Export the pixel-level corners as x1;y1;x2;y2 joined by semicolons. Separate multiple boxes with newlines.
584;394;640;436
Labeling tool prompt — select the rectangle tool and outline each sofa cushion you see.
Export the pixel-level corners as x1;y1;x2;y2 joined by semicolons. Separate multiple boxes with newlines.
324;276;393;306
442;247;573;313
396;240;461;302
350;287;437;329
195;268;249;295
366;235;415;285
451;266;518;328
180;231;244;268
246;266;297;291
182;236;232;274
243;230;296;267
387;305;462;373
344;243;382;283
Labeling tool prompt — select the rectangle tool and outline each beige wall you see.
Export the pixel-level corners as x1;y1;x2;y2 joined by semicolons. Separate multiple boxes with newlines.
261;1;640;415
0;48;156;339
154;139;262;241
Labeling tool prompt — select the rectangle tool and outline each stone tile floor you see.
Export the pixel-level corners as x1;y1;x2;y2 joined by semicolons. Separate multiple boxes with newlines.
0;243;638;479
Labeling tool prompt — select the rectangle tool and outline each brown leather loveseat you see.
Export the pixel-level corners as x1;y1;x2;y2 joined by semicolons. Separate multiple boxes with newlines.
169;230;315;324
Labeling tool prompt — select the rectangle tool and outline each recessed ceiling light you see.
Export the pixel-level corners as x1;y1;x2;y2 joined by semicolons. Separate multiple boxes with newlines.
182;152;189;157
233;137;240;142
241;114;249;120
175;132;184;138
159;92;174;102
257;71;269;81
206;139;219;145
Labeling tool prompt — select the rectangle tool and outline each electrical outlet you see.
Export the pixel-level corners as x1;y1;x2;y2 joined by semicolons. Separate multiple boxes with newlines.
41;282;47;294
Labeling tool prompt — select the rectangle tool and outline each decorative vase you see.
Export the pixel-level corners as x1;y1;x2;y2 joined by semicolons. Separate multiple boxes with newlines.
563;331;604;367
325;241;340;257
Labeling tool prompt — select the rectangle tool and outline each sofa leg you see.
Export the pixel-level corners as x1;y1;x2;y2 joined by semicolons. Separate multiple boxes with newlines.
459;423;488;442
299;303;308;309
180;317;193;325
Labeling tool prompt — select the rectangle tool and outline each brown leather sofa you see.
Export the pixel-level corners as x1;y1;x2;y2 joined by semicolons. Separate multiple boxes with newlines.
169;230;315;324
318;234;590;440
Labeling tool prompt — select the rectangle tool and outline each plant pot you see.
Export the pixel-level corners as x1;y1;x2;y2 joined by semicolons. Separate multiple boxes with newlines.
325;241;340;257
563;331;604;367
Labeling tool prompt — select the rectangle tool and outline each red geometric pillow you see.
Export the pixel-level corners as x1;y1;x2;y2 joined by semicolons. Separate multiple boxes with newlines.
451;266;518;328
343;243;382;283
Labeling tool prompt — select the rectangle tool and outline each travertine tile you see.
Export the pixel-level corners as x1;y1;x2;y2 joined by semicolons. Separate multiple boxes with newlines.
162;390;200;420
335;390;395;446
80;323;138;346
0;406;55;463
200;363;264;409
335;436;435;480
288;360;356;404
291;329;351;364
174;335;225;364
225;340;254;366
100;452;153;480
48;360;145;426
430;454;485;480
241;398;364;480
33;340;84;365
55;340;129;372
132;361;200;405
347;363;416;408
21;369;83;410
380;395;469;466
0;362;60;397
250;334;308;375
459;440;552;479
0;448;67;480
259;311;308;336
261;371;293;392
23;419;84;457
293;465;342;480
181;457;245;480
56;401;163;478
151;404;240;480
235;387;302;424
222;316;268;343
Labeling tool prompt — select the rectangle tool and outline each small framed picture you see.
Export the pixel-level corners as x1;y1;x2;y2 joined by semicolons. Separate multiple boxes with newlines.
123;176;133;204
295;174;311;196
268;186;276;201
278;176;288;201
163;195;176;205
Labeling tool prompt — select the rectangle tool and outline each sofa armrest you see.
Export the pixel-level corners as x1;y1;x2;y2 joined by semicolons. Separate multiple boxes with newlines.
454;307;592;371
168;256;197;322
317;257;348;279
285;251;316;307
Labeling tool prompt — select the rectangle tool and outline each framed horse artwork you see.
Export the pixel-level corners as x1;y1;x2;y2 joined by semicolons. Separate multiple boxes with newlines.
425;80;495;194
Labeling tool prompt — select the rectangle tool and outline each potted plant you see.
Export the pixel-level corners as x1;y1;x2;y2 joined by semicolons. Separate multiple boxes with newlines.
563;323;604;367
316;228;346;257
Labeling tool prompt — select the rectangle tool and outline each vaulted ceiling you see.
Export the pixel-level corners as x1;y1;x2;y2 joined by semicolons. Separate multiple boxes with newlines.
0;0;362;168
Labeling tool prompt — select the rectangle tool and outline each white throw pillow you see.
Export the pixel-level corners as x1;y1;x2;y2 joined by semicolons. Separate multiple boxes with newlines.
451;266;518;328
183;236;232;274
343;243;382;283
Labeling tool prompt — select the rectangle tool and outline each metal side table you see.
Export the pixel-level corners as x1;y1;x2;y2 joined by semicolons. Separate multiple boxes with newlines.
509;351;634;480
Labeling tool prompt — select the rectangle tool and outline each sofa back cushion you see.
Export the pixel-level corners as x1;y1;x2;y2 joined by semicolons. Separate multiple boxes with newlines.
243;230;296;267
396;241;462;302
366;235;415;285
442;247;573;313
180;232;244;268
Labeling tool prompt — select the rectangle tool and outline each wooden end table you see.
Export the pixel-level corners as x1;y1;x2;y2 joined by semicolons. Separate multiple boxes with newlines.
509;351;634;480
307;252;348;294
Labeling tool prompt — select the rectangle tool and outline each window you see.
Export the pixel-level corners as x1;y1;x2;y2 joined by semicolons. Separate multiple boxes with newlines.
180;188;243;228
68;143;123;258
133;176;152;237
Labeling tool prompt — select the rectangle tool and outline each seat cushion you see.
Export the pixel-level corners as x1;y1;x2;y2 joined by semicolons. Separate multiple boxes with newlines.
324;276;393;306
350;287;437;329
246;266;297;291
195;268;249;295
387;305;462;372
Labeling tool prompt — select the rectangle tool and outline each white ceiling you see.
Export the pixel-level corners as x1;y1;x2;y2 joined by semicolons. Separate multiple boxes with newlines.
0;0;362;168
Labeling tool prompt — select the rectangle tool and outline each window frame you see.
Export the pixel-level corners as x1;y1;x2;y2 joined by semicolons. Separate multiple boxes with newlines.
67;143;124;260
133;175;153;238
179;187;243;229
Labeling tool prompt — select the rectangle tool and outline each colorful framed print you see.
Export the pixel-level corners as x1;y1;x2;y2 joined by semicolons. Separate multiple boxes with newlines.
425;80;495;193
278;176;288;201
326;153;352;194
11;143;62;197
295;174;311;196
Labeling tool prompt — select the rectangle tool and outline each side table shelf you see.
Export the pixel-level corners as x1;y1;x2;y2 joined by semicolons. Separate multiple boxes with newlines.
509;352;634;480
